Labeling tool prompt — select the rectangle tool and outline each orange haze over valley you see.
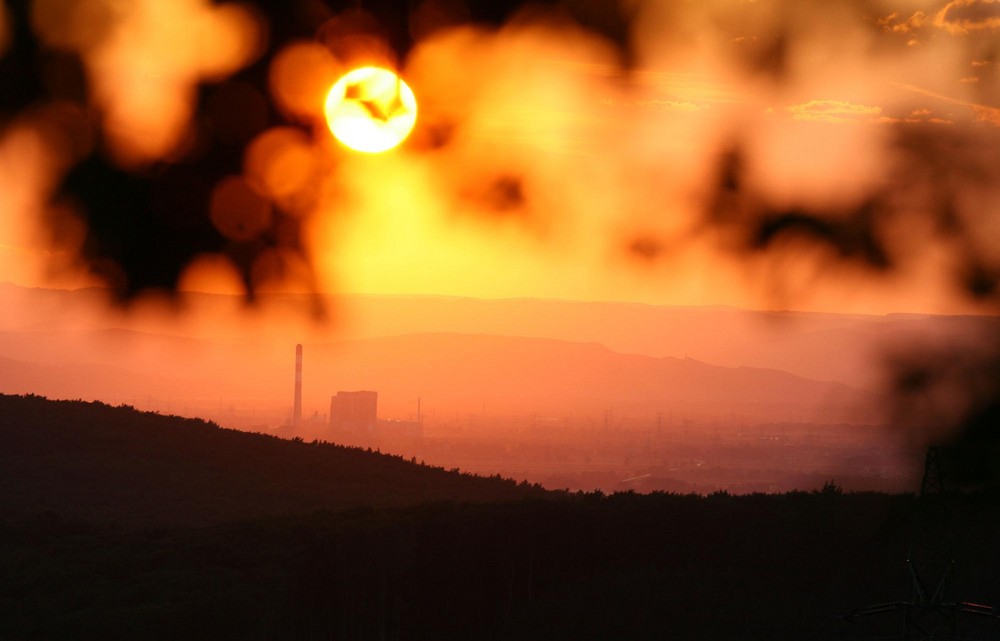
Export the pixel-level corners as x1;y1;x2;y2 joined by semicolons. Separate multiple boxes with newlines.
2;282;995;492
2;0;999;493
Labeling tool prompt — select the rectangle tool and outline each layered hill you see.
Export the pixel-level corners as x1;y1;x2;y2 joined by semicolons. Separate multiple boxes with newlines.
0;394;540;529
311;332;878;422
5;282;992;426
0;328;879;425
4;282;996;392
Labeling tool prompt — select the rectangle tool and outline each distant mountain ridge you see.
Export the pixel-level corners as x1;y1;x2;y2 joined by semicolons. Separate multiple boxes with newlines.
332;294;999;392
2;282;989;424
309;332;879;421
0;325;879;425
3;282;995;391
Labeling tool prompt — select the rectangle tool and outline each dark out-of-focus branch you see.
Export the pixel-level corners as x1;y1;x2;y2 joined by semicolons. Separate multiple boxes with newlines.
699;120;1000;489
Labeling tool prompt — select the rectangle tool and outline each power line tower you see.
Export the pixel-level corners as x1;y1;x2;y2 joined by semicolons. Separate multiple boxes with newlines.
842;447;999;640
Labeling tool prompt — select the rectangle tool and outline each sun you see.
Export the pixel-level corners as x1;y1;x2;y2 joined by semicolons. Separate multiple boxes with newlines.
323;67;418;154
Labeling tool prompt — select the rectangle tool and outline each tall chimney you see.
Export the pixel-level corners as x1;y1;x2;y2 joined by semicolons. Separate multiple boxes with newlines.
293;344;302;428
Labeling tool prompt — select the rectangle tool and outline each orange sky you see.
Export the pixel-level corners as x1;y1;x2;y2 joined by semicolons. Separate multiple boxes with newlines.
1;0;998;316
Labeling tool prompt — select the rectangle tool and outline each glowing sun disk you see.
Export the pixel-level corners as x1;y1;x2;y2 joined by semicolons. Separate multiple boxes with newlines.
324;67;417;153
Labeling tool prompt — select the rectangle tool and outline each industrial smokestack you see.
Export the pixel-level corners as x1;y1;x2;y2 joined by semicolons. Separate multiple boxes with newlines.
293;344;302;428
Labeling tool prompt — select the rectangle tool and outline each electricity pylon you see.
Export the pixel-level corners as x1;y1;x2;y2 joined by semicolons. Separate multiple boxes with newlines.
842;447;999;640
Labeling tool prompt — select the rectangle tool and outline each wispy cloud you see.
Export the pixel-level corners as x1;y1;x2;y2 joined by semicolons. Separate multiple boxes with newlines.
897;82;1000;126
971;105;1000;125
934;0;1000;34
880;1;1000;40
877;11;928;33
788;100;882;123
787;100;960;126
603;98;703;112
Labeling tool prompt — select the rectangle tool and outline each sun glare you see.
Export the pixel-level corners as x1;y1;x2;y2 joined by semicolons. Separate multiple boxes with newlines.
323;67;417;154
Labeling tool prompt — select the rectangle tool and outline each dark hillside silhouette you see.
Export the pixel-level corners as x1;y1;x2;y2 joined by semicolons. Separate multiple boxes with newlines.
2;491;999;640
1;396;998;639
0;394;540;529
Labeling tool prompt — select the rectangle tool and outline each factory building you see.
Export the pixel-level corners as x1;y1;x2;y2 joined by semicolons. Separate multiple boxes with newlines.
329;390;378;432
289;347;422;441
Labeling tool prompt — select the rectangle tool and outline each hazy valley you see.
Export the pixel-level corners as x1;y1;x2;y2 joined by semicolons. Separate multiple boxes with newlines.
1;283;983;493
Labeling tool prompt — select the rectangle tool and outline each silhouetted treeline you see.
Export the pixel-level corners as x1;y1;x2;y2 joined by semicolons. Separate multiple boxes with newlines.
2;394;998;640
0;394;542;529
2;490;1000;640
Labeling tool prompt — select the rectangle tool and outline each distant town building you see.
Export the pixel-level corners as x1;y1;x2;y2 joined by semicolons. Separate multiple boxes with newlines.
376;418;423;439
330;391;378;432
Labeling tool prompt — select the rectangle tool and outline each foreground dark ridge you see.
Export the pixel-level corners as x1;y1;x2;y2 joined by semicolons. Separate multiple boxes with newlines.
0;394;542;529
2;396;999;640
3;490;999;640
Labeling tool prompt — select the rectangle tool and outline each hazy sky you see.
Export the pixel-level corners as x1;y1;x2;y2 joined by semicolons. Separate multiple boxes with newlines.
1;0;998;315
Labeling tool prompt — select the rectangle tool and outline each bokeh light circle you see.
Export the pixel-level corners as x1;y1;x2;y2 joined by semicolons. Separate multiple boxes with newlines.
323;67;417;153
